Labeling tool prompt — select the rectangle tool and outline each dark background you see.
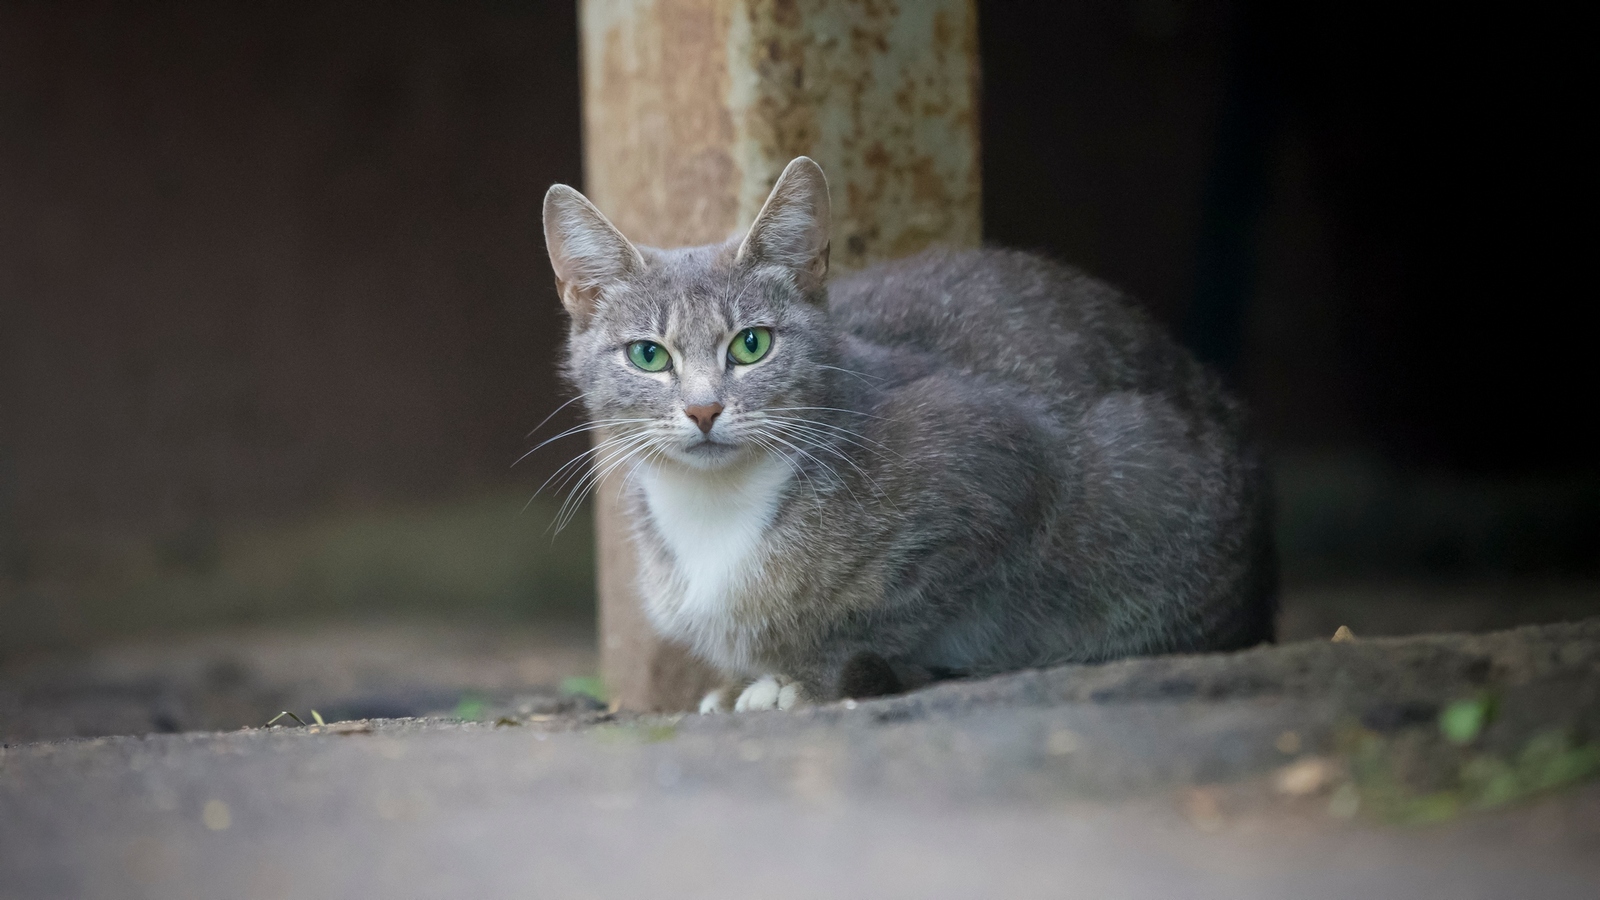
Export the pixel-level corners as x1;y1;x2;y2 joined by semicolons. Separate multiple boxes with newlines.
3;0;1595;659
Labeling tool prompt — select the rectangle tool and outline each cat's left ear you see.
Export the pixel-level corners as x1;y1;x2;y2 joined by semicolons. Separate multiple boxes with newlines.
736;157;831;295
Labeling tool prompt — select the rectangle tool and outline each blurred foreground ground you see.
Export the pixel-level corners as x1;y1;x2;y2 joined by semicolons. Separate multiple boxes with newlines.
3;614;1599;899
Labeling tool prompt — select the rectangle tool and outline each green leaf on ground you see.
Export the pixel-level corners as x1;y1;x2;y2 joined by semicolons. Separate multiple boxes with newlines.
560;675;607;704
1439;695;1494;745
453;694;488;721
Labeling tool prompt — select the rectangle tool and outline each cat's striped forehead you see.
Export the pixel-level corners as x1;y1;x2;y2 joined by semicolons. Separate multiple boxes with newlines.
602;241;790;344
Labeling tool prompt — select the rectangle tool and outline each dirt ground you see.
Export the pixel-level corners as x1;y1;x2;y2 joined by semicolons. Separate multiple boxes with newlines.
3;580;1595;744
2;585;1598;898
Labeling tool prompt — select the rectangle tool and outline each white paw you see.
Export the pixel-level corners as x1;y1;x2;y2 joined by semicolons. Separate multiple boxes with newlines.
735;677;780;711
698;689;730;714
733;675;806;712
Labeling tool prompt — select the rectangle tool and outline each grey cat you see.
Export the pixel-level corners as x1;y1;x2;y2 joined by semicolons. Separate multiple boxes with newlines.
542;157;1275;712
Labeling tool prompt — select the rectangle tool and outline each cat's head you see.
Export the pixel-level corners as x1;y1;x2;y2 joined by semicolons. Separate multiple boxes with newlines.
542;157;836;472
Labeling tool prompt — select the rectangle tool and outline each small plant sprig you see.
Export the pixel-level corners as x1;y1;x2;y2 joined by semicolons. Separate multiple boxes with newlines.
266;710;327;727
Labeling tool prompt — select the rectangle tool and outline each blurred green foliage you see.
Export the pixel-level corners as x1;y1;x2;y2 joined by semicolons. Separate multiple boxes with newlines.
1342;723;1600;825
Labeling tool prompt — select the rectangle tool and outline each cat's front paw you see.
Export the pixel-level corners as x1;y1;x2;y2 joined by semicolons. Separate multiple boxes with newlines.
734;675;810;712
698;688;732;714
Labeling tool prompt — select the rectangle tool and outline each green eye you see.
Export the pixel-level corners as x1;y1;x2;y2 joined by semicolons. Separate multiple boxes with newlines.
729;327;772;365
627;341;671;372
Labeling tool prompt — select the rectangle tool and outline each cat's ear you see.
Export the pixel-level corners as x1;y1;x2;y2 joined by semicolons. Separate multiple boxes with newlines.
543;184;645;325
736;157;831;294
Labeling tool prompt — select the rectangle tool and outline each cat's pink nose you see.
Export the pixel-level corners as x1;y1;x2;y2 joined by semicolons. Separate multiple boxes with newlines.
684;402;724;434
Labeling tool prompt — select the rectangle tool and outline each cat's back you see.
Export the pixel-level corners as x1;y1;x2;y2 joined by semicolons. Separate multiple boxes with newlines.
829;247;1200;407
828;248;1275;658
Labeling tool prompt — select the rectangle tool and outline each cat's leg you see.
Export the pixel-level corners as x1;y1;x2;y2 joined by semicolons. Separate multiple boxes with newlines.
733;675;811;711
836;651;902;699
835;652;945;699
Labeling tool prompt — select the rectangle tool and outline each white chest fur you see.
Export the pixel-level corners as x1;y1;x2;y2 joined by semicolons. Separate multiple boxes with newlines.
636;455;792;666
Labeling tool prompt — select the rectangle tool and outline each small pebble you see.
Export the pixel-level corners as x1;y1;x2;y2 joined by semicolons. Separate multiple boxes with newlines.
1273;757;1335;797
1046;729;1081;756
202;799;231;831
1183;788;1224;832
1275;730;1302;754
1328;783;1361;819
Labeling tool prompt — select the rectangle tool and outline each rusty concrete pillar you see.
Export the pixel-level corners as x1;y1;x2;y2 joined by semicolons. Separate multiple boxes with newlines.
579;0;981;711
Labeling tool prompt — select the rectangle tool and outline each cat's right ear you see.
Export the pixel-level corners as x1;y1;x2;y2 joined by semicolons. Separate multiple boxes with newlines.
543;185;645;325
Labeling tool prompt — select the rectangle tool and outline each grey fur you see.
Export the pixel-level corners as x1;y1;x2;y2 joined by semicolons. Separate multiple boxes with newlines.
543;157;1276;705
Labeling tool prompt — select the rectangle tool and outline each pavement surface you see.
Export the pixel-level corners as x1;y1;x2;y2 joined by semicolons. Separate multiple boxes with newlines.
4;618;1600;899
0;622;598;744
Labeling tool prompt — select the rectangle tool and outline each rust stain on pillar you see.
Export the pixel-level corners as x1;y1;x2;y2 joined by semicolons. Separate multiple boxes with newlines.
579;0;980;711
731;0;982;269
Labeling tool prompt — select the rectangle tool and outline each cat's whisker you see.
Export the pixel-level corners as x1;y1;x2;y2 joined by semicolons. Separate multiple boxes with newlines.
534;429;650;514
743;431;823;504
514;417;658;468
525;437;635;517
538;427;664;496
756;417;907;475
761;405;889;420
753;412;908;486
559;436;670;533
550;434;659;533
754;415;902;461
760;424;900;510
813;364;883;385
540;427;644;477
754;411;884;435
533;430;651;499
749;409;891;446
522;393;588;440
758;420;886;471
753;428;846;493
752;426;882;510
592;452;660;534
561;432;653;497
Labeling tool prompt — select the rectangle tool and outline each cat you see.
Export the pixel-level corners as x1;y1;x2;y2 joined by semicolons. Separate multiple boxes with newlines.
542;157;1276;713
